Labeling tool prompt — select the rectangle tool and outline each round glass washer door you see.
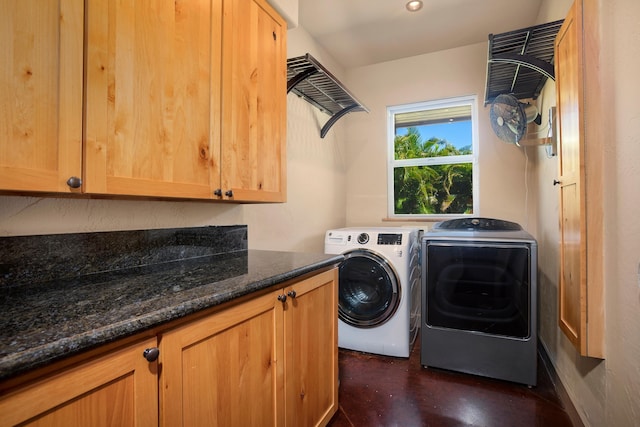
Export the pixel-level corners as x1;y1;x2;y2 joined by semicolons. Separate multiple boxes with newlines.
338;249;400;328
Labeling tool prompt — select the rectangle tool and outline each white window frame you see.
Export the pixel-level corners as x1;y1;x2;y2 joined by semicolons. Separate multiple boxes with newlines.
387;95;480;219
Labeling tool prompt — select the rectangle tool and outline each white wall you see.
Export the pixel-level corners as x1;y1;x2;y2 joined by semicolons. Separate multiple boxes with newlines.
602;0;640;423
340;0;640;425
245;26;349;252
533;0;640;426
343;43;534;230
266;0;299;29
0;26;347;254
244;90;348;252
4;2;640;424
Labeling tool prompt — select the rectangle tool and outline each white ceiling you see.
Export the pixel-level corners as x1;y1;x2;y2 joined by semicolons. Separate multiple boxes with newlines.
298;0;544;68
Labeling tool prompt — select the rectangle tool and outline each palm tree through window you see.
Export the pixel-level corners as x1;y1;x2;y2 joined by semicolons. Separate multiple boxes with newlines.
387;96;478;217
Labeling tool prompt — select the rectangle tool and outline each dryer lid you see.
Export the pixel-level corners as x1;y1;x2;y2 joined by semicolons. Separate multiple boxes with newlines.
432;217;522;232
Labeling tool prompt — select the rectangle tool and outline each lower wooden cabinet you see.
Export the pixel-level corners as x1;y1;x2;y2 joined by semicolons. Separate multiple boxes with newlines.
160;268;338;427
0;337;158;427
283;269;338;426
0;269;338;427
160;287;283;426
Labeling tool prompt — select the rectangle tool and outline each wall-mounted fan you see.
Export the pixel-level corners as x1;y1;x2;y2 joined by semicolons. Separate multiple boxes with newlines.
490;94;542;145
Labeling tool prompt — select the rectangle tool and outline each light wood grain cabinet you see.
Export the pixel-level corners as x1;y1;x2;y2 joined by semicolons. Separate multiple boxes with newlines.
283;269;339;426
220;0;287;202
0;0;84;193
555;0;604;358
0;337;158;427
160;268;338;427
84;0;223;199
160;287;283;426
0;269;338;427
0;0;287;202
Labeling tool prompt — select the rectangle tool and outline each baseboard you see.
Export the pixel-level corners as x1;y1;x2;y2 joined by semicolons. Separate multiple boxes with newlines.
538;342;586;427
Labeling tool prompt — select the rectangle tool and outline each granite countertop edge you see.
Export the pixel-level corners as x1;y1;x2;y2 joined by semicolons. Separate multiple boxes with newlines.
0;250;344;382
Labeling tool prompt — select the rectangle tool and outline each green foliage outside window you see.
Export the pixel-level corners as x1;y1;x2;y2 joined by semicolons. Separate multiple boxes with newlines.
394;127;473;215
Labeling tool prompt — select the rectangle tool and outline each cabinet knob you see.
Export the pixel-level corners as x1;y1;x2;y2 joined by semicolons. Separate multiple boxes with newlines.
553;179;561;186
143;347;160;362
287;290;297;299
277;294;287;303
225;190;233;198
213;189;222;197
66;176;82;189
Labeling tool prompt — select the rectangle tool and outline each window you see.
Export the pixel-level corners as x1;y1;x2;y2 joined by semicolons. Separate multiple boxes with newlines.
387;95;479;218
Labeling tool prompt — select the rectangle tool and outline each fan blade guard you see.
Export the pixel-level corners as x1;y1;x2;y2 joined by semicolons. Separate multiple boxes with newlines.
490;94;527;144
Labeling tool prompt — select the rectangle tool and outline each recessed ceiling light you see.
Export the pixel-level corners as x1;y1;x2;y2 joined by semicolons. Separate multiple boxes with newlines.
406;0;423;12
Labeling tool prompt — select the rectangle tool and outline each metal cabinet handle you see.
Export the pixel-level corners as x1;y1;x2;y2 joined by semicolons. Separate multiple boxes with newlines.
66;176;82;189
213;189;222;197
287;290;297;299
553;180;561;186
277;294;287;303
225;190;233;197
143;347;160;362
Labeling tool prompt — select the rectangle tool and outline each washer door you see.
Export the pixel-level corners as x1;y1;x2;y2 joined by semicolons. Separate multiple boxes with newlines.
338;249;400;328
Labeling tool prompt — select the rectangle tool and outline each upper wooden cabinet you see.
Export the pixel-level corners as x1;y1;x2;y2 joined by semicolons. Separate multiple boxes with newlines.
0;0;287;202
0;0;84;193
84;0;223;199
220;0;287;202
555;0;604;358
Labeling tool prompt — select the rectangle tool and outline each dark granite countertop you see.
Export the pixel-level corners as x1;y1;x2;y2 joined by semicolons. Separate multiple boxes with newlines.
0;227;343;381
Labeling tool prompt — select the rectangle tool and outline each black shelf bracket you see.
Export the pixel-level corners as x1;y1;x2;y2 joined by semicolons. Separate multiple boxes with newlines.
485;19;564;105
489;52;556;81
287;67;318;92
287;53;368;138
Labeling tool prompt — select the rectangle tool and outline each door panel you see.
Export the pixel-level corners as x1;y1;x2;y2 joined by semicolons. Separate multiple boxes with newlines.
220;0;286;202
84;0;222;199
0;337;158;427
284;269;338;427
555;3;587;352
160;290;283;427
0;0;83;193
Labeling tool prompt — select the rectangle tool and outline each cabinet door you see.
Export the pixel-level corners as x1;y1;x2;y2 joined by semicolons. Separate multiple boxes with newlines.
160;290;284;427
0;0;83;193
284;269;338;427
84;0;222;199
555;0;604;358
220;0;287;202
555;1;585;353
0;337;158;427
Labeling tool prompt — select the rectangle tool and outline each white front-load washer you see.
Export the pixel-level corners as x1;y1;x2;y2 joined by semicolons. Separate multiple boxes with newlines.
324;227;421;357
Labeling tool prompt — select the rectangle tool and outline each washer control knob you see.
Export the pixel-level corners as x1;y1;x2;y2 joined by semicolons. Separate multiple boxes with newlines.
357;233;369;244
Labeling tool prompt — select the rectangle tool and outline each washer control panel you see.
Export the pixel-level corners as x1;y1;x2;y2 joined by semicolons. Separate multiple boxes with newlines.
325;230;405;246
377;233;403;245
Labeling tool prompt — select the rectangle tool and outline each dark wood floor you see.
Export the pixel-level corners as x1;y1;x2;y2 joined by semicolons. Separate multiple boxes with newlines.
327;340;584;427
